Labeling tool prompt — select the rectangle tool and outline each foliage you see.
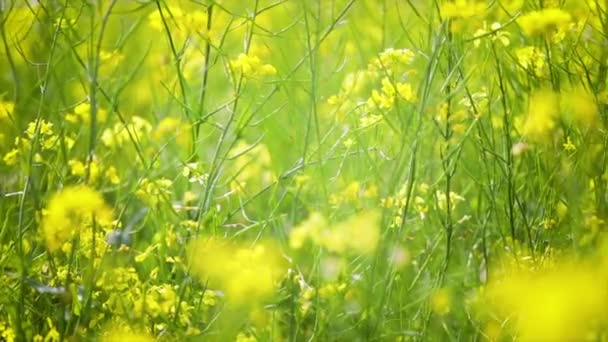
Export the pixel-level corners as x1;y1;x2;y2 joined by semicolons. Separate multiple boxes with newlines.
1;0;608;340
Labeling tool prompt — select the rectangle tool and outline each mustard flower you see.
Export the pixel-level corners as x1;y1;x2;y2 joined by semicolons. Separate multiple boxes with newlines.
187;238;285;305
42;185;113;252
517;8;572;36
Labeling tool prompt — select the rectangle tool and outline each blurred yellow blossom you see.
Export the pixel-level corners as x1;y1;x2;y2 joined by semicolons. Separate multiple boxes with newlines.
522;89;559;141
516;46;546;77
187;238;285;305
230;53;277;79
290;210;380;255
100;325;154;342
0;322;15;342
368;48;415;75
66;102;108;124
517;8;572;36
42;185;113;252
101;116;152;148
236;332;258;342
561;85;599;129
68;158;101;183
440;0;485;19
136;178;173;207
0;100;15;121
483;259;608;341
563;136;576;152
289;212;328;250
152;117;192;148
473;22;510;47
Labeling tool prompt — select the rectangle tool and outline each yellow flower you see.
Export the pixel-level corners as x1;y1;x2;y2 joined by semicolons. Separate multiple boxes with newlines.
561;85;598;129
65;102;107;124
100;325;154;342
99;49;124;70
43;319;60;342
104;166;120;185
101;116;151;148
135;178;173;207
563;136;576;152
290;210;380;255
187;238;285;305
42;185;113;252
0;322;16;342
435;190;465;211
368;48;415;74
359;114;383;128
3;148;19;166
517;8;572;36
369;88;394;110
473;22;510;47
289;212;327;249
522;89;559;141
230;53;277;79
236;332;258;342
484;260;608;341
318;282;347;299
26;120;54;139
134;284;177;318
331;210;380;254
0;100;15;120
68;159;100;183
152;116;192;149
367;77;416;111
516;46;546;77
440;0;485;19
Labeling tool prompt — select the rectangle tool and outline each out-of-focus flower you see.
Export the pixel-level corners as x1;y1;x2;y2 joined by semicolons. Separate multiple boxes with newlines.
289;210;380;255
440;0;485;19
42;185;113;252
230;53;277;79
187;238;285;305
518;8;572;36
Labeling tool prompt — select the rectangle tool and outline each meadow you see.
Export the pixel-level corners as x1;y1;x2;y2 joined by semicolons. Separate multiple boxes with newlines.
1;0;608;340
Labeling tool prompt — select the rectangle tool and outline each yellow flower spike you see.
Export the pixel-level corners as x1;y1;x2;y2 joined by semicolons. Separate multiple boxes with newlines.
135;178;173;207
0;100;15;120
331;210;380;255
561;86;599;129
187;238;285;306
100;325;154;342
101;116;152;148
368;48;415;74
289;212;327;250
25;120;54;139
291;210;380;255
440;0;486;19
66;102;108;124
516;46;546;77
3;148;19;166
236;332;258;342
42;185;113;252
484;259;608;341
522;89;559;142
230;53;277;79
517;8;572;37
104;166;120;185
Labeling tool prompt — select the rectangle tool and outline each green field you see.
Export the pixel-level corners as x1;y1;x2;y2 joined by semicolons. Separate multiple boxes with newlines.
1;0;608;340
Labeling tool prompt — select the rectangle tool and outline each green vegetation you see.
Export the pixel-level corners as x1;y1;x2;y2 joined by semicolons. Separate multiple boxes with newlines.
1;0;608;340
